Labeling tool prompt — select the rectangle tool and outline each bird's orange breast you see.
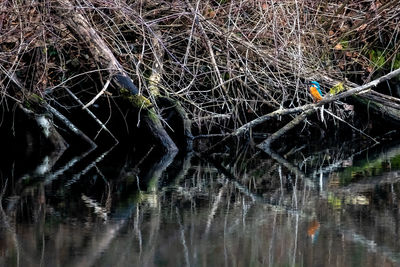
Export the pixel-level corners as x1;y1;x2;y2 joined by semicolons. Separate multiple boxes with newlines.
307;220;320;236
310;86;323;101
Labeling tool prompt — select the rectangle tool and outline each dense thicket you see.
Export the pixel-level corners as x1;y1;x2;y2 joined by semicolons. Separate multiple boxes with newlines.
1;0;400;150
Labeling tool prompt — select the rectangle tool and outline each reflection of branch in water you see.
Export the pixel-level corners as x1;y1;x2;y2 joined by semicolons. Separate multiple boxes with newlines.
19;145;67;181
205;182;227;235
138;151;178;266
261;148;305;178
268;211;278;266
332;170;400;194
65;220;126;267
161;152;193;187
0;179;20;267
291;214;299;267
134;206;142;256
81;194;108;221
65;145;116;187
141;149;177;189
196;153;302;214
258;148;315;189
65;149;176;267
342;229;400;264
304;141;379;180
176;207;190;267
317;142;400;192
44;146;95;184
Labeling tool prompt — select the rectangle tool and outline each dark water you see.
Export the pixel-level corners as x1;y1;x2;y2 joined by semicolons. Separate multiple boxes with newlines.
1;140;400;267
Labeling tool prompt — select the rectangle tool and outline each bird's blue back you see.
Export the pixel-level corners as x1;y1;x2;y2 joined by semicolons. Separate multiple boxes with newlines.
310;81;323;96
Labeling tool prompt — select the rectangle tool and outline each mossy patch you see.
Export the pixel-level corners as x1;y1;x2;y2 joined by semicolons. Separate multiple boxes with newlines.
146;108;161;124
120;88;152;108
130;95;152;108
23;93;45;111
329;82;345;95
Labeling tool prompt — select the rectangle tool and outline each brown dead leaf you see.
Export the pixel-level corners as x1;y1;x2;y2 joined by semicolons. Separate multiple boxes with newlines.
328;30;334;36
345;51;353;57
334;43;343;50
204;9;216;19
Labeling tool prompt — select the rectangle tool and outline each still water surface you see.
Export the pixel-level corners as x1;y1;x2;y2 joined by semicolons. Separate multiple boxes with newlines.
0;141;400;266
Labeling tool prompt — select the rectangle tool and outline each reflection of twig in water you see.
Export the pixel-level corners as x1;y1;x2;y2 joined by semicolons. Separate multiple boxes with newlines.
261;148;315;189
134;206;142;256
81;194;109;221
176;207;191;267
0;179;7;199
205;182;227;235
77;149;177;266
303;141;379;180
19;146;68;182
124;150;177;266
160;153;194;192
268;211;278;266
304;141;400;193
332;170;400;194
140;204;161;267
342;229;400;264
65;144;116;187
65;152;178;267
196;153;302;213
44;146;96;184
291;214;299;267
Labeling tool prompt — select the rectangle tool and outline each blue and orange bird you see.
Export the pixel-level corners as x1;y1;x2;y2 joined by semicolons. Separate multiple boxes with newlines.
307;219;320;244
309;81;323;102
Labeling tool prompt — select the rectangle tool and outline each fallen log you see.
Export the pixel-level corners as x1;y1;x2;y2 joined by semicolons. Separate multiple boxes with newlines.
54;0;178;153
120;93;178;153
6;69;99;150
353;91;400;125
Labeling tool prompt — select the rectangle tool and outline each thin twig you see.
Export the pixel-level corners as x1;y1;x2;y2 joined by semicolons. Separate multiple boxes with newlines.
323;109;379;144
66;87;118;143
82;77;112;110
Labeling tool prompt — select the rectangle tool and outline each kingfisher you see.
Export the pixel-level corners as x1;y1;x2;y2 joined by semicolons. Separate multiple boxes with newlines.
309;81;323;102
